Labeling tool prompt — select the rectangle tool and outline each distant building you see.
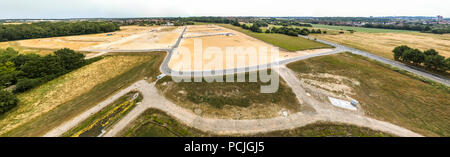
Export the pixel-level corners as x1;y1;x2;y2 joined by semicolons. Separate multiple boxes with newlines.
437;15;444;23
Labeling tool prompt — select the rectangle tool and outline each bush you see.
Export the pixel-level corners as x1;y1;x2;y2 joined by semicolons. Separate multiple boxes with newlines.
0;90;18;114
13;78;41;93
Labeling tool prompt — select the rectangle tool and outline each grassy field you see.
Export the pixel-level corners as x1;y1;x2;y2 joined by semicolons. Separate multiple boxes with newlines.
156;70;307;119
120;109;210;137
120;108;393;137
287;52;450;136
311;24;417;33
0;52;166;137
62;91;142;137
214;24;333;51
0;41;58;55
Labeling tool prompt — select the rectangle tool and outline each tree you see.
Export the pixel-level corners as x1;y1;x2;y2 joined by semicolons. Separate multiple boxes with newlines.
249;23;262;33
392;45;411;61
445;58;450;71
0;90;18;114
424;49;438;56
13;78;41;93
54;48;85;71
401;49;421;64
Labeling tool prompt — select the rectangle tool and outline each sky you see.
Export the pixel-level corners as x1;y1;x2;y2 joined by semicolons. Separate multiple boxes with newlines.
1;0;449;19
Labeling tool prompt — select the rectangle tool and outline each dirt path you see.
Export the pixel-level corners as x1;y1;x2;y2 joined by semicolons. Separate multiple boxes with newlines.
105;77;421;137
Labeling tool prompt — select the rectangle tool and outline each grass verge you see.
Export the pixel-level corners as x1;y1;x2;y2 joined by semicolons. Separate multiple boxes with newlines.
286;52;449;136
156;70;306;119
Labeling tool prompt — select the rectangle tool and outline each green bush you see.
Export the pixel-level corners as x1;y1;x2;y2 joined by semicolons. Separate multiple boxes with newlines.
13;78;41;93
0;90;18;114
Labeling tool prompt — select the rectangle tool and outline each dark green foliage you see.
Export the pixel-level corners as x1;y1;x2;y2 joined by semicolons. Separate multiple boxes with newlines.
0;47;99;93
13;78;41;93
0;22;120;42
393;45;411;61
393;46;449;72
54;48;85;71
0;90;18;114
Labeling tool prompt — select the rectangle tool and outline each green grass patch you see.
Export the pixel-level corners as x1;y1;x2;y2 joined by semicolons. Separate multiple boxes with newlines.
287;52;450;136
156;70;300;110
121;109;210;137
216;24;333;51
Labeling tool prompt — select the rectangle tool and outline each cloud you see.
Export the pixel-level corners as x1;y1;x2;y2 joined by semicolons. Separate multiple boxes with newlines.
0;0;448;19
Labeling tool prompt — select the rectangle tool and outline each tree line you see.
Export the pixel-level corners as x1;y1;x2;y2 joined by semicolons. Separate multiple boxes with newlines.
365;24;450;34
0;48;101;114
393;45;450;72
0;21;120;42
231;20;323;36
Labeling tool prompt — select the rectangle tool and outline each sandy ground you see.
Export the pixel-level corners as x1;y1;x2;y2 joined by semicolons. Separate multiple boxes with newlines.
11;26;182;52
169;25;334;71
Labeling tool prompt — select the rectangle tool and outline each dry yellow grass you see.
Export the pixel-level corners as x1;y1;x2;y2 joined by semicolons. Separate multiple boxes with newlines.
311;32;450;59
0;56;152;135
0;41;55;55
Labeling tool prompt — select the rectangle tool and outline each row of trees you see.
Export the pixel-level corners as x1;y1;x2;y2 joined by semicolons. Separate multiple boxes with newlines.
0;48;100;114
0;21;120;42
393;45;450;72
365;24;450;34
268;27;323;36
0;48;100;92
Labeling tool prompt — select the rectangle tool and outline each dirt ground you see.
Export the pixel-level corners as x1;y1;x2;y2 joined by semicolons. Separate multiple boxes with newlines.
1;26;182;54
169;25;334;71
311;32;450;59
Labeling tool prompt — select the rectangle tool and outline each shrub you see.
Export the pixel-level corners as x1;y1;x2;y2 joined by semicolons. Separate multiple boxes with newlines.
13;78;41;93
0;90;18;114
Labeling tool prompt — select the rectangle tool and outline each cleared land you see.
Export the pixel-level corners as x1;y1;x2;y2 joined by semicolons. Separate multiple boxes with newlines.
0;26;181;56
287;52;450;136
62;91;142;137
155;70;308;119
169;24;334;71
310;31;450;59
120;108;393;137
0;52;166;136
